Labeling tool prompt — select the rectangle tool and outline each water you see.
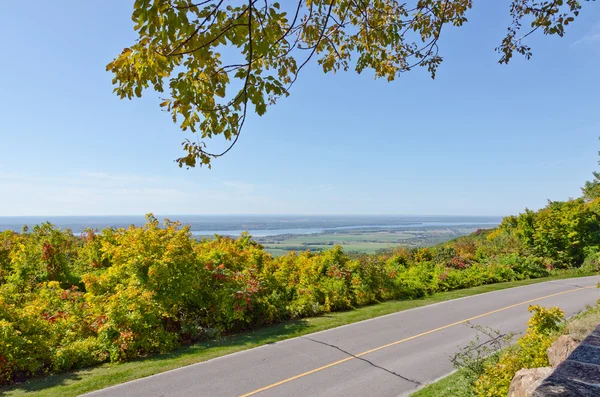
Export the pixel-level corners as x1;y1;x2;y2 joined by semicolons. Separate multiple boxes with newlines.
189;222;501;237
0;215;503;237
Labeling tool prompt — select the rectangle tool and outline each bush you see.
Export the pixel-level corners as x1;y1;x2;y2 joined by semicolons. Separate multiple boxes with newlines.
474;305;564;397
0;202;594;385
492;254;550;280
580;247;600;274
53;338;106;372
0;315;52;384
450;324;515;384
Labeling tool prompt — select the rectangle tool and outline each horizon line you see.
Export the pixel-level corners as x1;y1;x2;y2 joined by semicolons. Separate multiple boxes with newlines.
0;213;506;218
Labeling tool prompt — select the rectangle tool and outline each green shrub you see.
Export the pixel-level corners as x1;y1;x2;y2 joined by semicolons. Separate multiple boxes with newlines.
395;262;440;298
450;324;515;385
53;338;107;372
0;316;52;384
580;247;600;274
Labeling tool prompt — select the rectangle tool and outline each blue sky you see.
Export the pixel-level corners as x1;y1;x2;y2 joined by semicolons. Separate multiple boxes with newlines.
1;1;599;216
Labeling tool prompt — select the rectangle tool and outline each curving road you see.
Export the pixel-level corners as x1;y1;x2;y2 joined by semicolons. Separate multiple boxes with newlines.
83;276;600;397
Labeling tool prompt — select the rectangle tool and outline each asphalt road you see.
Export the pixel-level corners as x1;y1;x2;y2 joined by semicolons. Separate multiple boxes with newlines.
84;276;600;397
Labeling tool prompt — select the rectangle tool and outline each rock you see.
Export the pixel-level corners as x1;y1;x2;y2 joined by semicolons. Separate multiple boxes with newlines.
567;344;600;366
551;360;600;384
533;377;600;396
509;367;554;397
547;335;579;368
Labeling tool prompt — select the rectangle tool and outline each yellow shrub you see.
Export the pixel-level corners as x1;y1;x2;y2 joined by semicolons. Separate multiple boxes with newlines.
474;305;564;397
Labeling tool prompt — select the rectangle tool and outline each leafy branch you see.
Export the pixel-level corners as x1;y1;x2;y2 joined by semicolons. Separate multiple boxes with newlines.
107;0;591;168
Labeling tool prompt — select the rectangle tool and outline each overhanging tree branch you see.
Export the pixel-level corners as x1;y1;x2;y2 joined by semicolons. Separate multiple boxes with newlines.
108;0;591;168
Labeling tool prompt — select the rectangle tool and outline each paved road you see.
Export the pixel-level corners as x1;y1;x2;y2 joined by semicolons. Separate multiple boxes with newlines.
84;276;600;397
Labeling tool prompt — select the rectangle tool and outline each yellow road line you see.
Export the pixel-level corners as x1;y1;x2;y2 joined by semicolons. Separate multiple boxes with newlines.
239;284;598;397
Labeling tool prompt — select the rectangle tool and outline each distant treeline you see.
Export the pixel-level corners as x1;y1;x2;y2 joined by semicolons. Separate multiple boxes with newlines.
1;184;600;385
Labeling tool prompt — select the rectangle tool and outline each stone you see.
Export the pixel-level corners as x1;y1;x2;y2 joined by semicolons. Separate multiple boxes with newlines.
533;377;600;396
568;345;600;366
533;324;600;396
547;335;579;368
552;360;600;384
509;367;553;397
581;334;600;347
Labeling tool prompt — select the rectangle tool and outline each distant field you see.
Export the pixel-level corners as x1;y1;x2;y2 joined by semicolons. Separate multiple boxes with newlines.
263;242;400;255
259;227;483;256
269;232;415;243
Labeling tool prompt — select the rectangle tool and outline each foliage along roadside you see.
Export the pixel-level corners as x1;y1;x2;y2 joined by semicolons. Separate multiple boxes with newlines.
411;303;600;397
1;191;600;385
474;305;566;396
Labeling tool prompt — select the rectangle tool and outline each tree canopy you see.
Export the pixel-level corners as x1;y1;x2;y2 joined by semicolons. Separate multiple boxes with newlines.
107;0;586;168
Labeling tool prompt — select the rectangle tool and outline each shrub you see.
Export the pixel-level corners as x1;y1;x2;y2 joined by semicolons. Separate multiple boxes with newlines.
53;338;107;372
580;247;600;274
492;254;549;280
395;262;440;298
0;202;594;386
450;324;515;384
412;247;433;263
0;314;53;384
474;305;564;397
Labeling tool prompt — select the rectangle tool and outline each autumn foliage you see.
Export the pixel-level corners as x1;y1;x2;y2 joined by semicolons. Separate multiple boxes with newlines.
1;196;600;385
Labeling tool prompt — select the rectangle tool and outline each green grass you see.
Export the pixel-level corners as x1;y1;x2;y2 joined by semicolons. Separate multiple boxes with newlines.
262;247;293;257
410;370;474;397
260;228;481;256
264;241;403;255
271;232;417;244
1;272;593;397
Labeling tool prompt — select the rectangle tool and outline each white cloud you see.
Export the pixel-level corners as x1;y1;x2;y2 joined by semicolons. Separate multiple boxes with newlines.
0;170;281;215
311;183;334;190
0;172;18;179
572;22;600;47
0;170;512;216
222;180;256;191
80;171;156;183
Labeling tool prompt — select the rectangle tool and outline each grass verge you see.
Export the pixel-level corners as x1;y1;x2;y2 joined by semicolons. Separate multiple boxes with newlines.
410;370;473;397
2;272;594;397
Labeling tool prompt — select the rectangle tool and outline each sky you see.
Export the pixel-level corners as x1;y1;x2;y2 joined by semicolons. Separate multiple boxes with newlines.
1;1;599;217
